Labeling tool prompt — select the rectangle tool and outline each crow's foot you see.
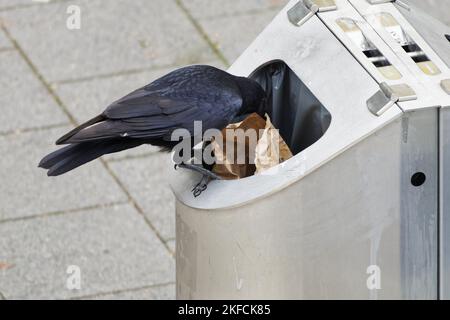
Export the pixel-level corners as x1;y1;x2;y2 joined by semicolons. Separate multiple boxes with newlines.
175;163;222;181
192;175;211;198
174;163;222;197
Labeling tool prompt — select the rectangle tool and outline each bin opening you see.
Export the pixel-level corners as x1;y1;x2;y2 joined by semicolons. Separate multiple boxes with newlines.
250;60;332;155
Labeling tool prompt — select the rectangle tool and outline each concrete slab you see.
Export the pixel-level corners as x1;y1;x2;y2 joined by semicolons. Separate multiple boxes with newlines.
199;9;281;63
0;0;57;10
0;50;69;134
0;126;128;221
182;0;288;19
84;283;175;300
0;0;217;82
109;153;175;241
0;28;11;48
0;204;175;300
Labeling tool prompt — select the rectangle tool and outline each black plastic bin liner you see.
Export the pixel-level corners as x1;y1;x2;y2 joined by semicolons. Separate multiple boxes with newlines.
251;61;332;155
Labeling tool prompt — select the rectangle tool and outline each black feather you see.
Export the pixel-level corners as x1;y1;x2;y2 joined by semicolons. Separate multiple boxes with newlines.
41;140;144;176
56;115;105;145
39;65;266;176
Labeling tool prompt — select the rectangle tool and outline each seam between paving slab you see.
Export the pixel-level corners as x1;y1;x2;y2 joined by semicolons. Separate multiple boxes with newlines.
184;6;285;21
0;0;69;13
70;281;175;300
0;200;129;225
0;47;14;52
0;25;77;125
174;0;230;67
51;58;225;86
0;24;173;256
101;160;174;255
51;57;225;87
51;63;183;86
165;239;176;256
77;282;175;300
0;122;70;137
0;49;72;137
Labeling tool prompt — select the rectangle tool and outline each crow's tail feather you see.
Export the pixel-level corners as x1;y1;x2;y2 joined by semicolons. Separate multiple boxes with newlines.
56;115;105;145
39;139;143;176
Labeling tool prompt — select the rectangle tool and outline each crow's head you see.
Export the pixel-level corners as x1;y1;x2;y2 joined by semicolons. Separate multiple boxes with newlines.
236;77;267;117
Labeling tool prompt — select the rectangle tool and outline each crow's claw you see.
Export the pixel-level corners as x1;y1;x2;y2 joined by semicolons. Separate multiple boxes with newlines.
192;180;208;197
176;163;222;180
175;162;222;197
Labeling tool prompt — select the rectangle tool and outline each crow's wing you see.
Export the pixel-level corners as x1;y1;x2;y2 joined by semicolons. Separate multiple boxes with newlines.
61;67;243;144
103;90;194;119
103;65;242;119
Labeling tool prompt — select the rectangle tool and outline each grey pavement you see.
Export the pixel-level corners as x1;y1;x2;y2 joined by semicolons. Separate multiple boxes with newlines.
108;153;176;242
0;126;128;221
1;0;218;82
0;51;68;134
198;8;283;63
84;283;175;300
0;29;10;48
0;204;174;300
0;0;286;300
0;0;446;300
182;0;289;20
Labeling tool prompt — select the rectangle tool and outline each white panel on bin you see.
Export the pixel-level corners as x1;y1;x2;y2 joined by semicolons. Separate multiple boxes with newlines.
348;0;450;110
395;1;450;68
317;0;408;84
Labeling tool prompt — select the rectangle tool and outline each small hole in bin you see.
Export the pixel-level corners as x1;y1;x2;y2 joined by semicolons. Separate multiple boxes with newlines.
411;172;426;187
445;34;450;42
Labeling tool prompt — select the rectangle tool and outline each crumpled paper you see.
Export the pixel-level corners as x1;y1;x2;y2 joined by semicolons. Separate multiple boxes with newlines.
212;113;293;179
255;115;293;174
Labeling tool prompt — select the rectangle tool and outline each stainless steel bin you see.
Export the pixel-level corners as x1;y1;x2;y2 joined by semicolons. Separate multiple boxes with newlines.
170;0;450;299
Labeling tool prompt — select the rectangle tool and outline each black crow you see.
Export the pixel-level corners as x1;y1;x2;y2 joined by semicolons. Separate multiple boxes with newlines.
39;65;266;195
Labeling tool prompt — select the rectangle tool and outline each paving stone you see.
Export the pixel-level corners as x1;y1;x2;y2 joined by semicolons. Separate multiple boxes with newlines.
199;9;281;63
54;62;225;161
0;0;60;10
0;204;175;300
109;153;175;241
0;50;69;134
0;0;217;82
0;126;129;220
85;283;175;300
0;0;28;10
0;28;11;48
182;0;288;19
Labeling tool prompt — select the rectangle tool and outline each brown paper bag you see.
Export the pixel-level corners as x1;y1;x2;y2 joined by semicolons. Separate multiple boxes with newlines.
212;113;266;180
212;113;292;179
255;116;293;174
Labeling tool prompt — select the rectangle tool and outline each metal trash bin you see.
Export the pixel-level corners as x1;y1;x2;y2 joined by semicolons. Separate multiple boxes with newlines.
170;0;450;300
